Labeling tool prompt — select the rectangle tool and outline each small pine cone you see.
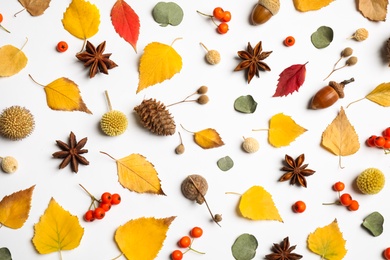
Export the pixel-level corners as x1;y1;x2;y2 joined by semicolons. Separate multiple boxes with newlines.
386;38;390;66
134;98;176;136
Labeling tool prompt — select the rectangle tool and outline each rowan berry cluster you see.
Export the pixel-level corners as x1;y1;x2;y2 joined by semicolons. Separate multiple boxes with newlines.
366;127;390;152
171;226;205;260
323;181;359;211
197;7;231;34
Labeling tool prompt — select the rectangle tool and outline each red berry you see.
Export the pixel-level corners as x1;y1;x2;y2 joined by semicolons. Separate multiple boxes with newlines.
171;250;183;260
212;7;224;20
347;200;359;211
111;193;121;205
339;193;352;206
56;41;68;52
284;36;295;47
221;11;231;22
93;207;105;219
178;236;191;248
84;209;95;222
100;202;111;212
101;192;112;204
292;201;306;213
333;181;345;192
383;137;390;149
217;22;229;34
383;247;390;260
366;135;377;147
0;13;3;23
375;136;386;148
383;127;390;138
190;226;203;238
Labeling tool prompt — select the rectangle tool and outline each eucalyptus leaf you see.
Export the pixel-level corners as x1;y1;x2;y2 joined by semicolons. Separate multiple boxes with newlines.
234;95;257;113
217;156;234;171
0;247;12;260
311;26;334;49
231;233;258;260
152;2;184;27
362;211;384;237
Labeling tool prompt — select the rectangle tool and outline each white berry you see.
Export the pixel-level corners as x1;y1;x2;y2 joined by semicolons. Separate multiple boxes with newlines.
242;137;259;153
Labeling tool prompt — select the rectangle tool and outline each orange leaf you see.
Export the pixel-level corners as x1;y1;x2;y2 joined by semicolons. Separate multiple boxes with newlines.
18;0;50;16
111;0;140;53
358;0;388;22
273;62;308;97
194;128;225;149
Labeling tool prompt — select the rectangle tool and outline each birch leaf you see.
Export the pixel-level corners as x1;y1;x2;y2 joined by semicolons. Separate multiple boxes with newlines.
0;185;35;229
237;186;283;222
0;45;28;77
194;128;224;149
293;0;334;12
273;62;308;97
137;40;182;93
365;82;390;106
18;0;51;16
111;0;140;53
307;219;347;260
32;198;84;254
62;0;100;41
358;0;388;21
268;113;307;148
115;216;175;260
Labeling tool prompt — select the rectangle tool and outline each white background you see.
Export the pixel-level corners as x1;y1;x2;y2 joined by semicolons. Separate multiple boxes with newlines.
1;0;390;259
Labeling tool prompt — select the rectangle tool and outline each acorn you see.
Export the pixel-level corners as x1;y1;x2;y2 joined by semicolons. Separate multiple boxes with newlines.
250;0;280;25
309;78;354;109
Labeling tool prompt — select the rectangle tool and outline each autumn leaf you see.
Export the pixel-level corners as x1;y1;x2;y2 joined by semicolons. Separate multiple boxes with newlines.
111;0;140;53
188;128;224;149
32;198;84;255
307;219;347;260
18;0;50;16
29;75;92;114
349;82;390;107
115;216;175;260
0;185;35;229
273;62;308;97
0;43;28;77
101;152;165;195
293;0;334;12
358;0;388;22
137;39;183;93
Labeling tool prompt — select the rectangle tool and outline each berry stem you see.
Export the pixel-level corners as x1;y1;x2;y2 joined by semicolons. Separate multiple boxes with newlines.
104;90;113;111
0;24;10;33
79;184;97;201
200;42;209;52
323;65;347;81
196;10;213;18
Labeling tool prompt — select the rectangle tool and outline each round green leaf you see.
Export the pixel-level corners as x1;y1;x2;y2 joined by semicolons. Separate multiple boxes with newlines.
362;211;384;237
231;233;258;260
217;156;234;171
234;95;257;113
152;2;184;27
311;26;334;49
0;247;12;260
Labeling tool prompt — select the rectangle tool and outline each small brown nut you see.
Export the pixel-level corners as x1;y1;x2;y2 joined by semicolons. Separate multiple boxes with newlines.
242;137;259;153
181;174;208;204
206;50;221;65
1;156;18;173
251;0;280;25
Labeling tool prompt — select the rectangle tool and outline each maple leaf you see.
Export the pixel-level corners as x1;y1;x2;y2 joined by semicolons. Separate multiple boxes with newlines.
111;0;140;53
0;185;35;229
358;0;388;21
273;62;308;97
32;198;84;255
115;216;175;260
348;82;390;107
18;0;51;16
293;0;335;12
307;219;347;260
0;44;28;77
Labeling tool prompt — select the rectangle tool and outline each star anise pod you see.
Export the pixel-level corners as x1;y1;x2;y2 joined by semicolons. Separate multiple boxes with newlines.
52;131;89;173
265;236;303;260
76;41;118;78
234;41;272;84
279;154;315;188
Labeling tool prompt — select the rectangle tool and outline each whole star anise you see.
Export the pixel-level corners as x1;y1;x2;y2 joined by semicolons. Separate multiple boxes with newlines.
279;154;315;188
234;41;272;84
52;131;89;173
76;41;118;78
265;236;303;260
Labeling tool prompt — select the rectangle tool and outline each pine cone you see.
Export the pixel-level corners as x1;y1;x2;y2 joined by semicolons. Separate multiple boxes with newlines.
386;38;390;66
134;98;176;136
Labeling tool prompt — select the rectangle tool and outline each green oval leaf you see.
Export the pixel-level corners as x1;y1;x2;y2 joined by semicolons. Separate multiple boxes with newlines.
311;26;333;49
362;211;384;237
234;95;257;113
152;2;184;27
0;247;12;260
231;233;258;260
217;156;234;171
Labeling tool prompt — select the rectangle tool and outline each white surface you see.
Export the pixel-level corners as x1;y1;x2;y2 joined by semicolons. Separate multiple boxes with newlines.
1;0;390;259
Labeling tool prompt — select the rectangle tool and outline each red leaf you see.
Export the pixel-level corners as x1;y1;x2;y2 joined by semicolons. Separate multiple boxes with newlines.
111;0;140;53
273;62;308;97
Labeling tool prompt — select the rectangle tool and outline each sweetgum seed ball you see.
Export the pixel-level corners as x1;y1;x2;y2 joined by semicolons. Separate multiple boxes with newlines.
100;110;128;136
356;168;385;194
242;137;259;153
0;106;35;140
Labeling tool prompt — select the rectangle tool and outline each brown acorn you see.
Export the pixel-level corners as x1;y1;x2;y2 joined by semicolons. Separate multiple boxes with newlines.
251;0;280;25
310;78;354;109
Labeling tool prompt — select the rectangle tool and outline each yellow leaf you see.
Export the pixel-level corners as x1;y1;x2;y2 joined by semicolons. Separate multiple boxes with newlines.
293;0;334;11
0;185;35;229
321;107;360;156
366;82;390;106
0;45;28;77
32;198;84;254
62;0;100;40
268;113;307;147
358;0;388;22
137;40;183;93
115;216;175;260
238;186;283;222
194;128;224;149
307;219;347;260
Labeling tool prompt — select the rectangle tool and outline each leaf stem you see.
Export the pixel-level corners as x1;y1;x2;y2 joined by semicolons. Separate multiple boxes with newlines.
111;253;123;260
28;74;45;87
225;191;242;196
100;151;117;161
171;37;183;46
180;124;194;134
252;128;269;131
14;8;25;17
346;97;365;108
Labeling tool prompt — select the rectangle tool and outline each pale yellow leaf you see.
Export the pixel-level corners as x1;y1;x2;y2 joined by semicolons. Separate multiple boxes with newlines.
194;128;224;149
268;113;307;147
293;0;334;12
0;185;35;229
307;219;347;260
238;186;283;222
321;107;360;156
137;41;182;93
32;198;84;254
18;0;51;16
116;153;165;195
115;216;175;260
366;82;390;106
62;0;100;40
358;0;388;21
0;45;28;77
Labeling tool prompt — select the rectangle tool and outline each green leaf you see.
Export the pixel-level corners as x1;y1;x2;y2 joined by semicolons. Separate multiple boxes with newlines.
217;156;234;171
231;233;258;260
152;2;184;27
311;26;333;49
362;211;384;237
0;247;12;260
234;95;257;113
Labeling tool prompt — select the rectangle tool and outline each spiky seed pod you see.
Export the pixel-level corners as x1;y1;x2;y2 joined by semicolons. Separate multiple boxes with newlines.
1;156;18;173
356;168;385;194
134;98;176;136
0;106;35;140
100;110;128;136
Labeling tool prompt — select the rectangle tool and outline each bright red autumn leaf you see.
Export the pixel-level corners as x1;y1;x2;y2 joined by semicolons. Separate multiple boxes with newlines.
273;62;308;97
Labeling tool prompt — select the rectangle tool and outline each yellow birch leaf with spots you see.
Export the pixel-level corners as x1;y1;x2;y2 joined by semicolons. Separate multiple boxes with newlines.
267;113;307;147
0;185;35;229
137;40;182;93
307;219;347;260
366;83;390;106
115;216;175;260
293;0;334;12
193;128;224;149
32;198;84;255
0;44;28;77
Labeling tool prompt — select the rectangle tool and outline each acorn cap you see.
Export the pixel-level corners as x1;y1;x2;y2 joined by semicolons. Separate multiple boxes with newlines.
328;81;345;98
258;0;280;15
